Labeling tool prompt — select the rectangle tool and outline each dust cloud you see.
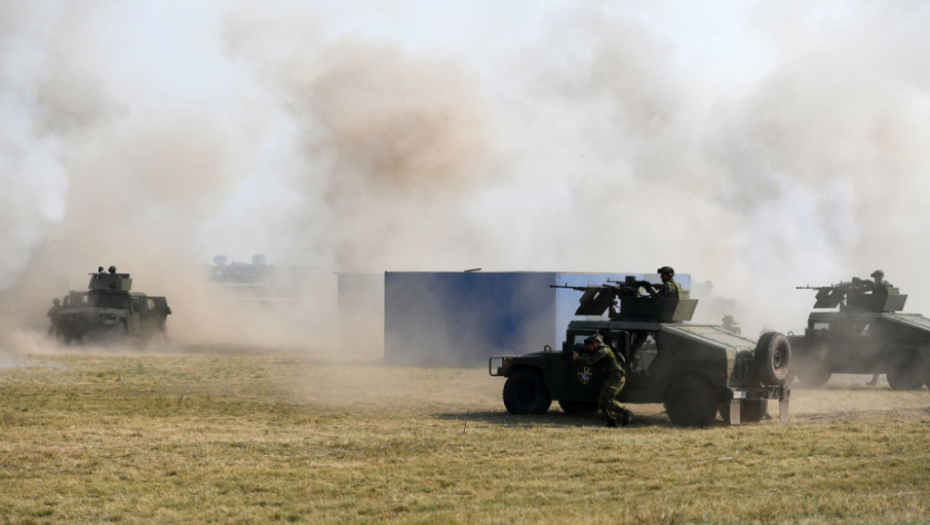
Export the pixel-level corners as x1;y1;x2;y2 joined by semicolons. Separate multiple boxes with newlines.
3;1;930;355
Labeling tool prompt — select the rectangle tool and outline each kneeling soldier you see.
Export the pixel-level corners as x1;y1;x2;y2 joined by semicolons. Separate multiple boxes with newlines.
573;334;633;427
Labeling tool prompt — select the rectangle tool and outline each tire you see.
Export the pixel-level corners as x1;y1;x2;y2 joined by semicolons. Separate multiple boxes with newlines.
795;349;831;387
503;369;552;415
887;352;927;391
665;377;719;426
558;400;599;416
754;332;791;384
719;400;768;424
103;322;128;346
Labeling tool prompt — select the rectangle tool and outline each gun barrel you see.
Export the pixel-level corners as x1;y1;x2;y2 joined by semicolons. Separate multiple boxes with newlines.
549;284;587;291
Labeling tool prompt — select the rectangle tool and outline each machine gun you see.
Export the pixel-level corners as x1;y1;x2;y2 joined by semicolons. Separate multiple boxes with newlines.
551;282;624;317
797;279;904;311
608;276;659;298
551;277;662;317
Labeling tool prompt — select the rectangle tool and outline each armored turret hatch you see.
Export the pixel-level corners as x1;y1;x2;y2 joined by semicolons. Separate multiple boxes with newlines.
812;287;846;309
617;296;697;322
574;288;618;316
87;272;132;292
573;290;697;322
803;281;907;312
844;289;907;312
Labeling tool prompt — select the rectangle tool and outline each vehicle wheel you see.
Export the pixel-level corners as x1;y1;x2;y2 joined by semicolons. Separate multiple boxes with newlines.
665;377;719;426
103;322;128;346
558;400;599;416
503;369;552;415
719;400;768;424
754;332;791;384
795;358;831;387
887;352;927;391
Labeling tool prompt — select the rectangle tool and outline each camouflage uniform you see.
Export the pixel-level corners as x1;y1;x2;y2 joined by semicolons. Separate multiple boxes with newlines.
46;300;63;337
577;336;627;425
656;279;681;298
869;275;891;294
655;266;681;298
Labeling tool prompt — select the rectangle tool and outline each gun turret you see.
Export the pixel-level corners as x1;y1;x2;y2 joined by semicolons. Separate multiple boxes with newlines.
87;268;132;292
551;283;623;316
797;280;906;312
607;276;659;298
551;280;697;322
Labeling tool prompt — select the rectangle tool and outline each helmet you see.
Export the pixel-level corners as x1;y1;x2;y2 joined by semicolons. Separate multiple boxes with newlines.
657;266;675;276
108;266;117;274
871;270;884;279
53;298;60;305
584;334;604;345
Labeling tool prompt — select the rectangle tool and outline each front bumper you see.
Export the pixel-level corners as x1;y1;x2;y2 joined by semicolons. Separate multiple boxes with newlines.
488;355;518;377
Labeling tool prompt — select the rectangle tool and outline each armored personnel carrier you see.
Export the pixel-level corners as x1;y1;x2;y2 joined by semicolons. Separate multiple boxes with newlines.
489;278;792;426
787;279;930;390
55;267;172;345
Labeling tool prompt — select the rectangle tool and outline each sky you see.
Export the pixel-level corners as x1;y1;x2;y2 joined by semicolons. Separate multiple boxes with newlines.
3;0;930;341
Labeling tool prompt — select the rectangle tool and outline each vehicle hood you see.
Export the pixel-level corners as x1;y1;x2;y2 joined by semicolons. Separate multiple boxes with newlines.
881;312;930;331
661;324;758;353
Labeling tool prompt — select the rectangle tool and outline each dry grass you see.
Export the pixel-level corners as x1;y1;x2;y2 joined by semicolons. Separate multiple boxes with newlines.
1;350;929;524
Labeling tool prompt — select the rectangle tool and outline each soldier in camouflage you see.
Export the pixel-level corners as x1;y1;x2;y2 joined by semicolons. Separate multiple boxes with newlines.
46;298;63;338
572;333;633;427
868;270;891;294
721;314;741;335
867;270;890;387
655;266;682;298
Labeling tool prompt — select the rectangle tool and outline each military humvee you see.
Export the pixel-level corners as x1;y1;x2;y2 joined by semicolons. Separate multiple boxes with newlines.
489;279;792;426
55;268;172;344
787;280;930;390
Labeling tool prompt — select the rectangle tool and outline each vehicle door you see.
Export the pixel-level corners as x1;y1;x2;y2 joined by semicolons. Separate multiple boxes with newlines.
556;331;605;401
150;297;171;332
848;318;882;367
129;297;142;335
137;297;158;337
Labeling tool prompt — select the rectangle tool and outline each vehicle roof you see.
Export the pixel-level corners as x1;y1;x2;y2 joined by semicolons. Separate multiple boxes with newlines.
808;311;886;320
568;319;664;331
567;320;758;352
881;312;930;331
661;324;758;353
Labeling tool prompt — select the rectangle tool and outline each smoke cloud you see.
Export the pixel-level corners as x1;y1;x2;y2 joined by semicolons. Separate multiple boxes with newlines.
3;0;930;351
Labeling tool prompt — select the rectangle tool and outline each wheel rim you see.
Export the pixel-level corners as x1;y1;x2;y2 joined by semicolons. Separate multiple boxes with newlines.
678;388;711;418
515;381;535;405
773;345;787;370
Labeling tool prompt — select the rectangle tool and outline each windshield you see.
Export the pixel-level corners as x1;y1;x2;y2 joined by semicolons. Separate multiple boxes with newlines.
91;293;131;309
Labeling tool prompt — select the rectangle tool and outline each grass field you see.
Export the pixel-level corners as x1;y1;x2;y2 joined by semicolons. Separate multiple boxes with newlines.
1;348;929;524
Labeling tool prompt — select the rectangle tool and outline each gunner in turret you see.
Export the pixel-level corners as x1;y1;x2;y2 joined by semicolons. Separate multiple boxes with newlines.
654;266;681;298
868;270;891;294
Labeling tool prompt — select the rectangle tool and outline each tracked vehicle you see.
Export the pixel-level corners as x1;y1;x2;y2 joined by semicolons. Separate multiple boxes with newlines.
55;267;172;345
490;278;792;426
788;280;930;390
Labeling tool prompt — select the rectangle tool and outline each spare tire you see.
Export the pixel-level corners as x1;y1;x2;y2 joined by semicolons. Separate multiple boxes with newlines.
754;332;791;384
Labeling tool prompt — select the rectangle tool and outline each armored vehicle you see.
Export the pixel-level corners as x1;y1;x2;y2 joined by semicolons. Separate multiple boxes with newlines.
787;279;930;390
489;278;792;426
55;267;172;344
